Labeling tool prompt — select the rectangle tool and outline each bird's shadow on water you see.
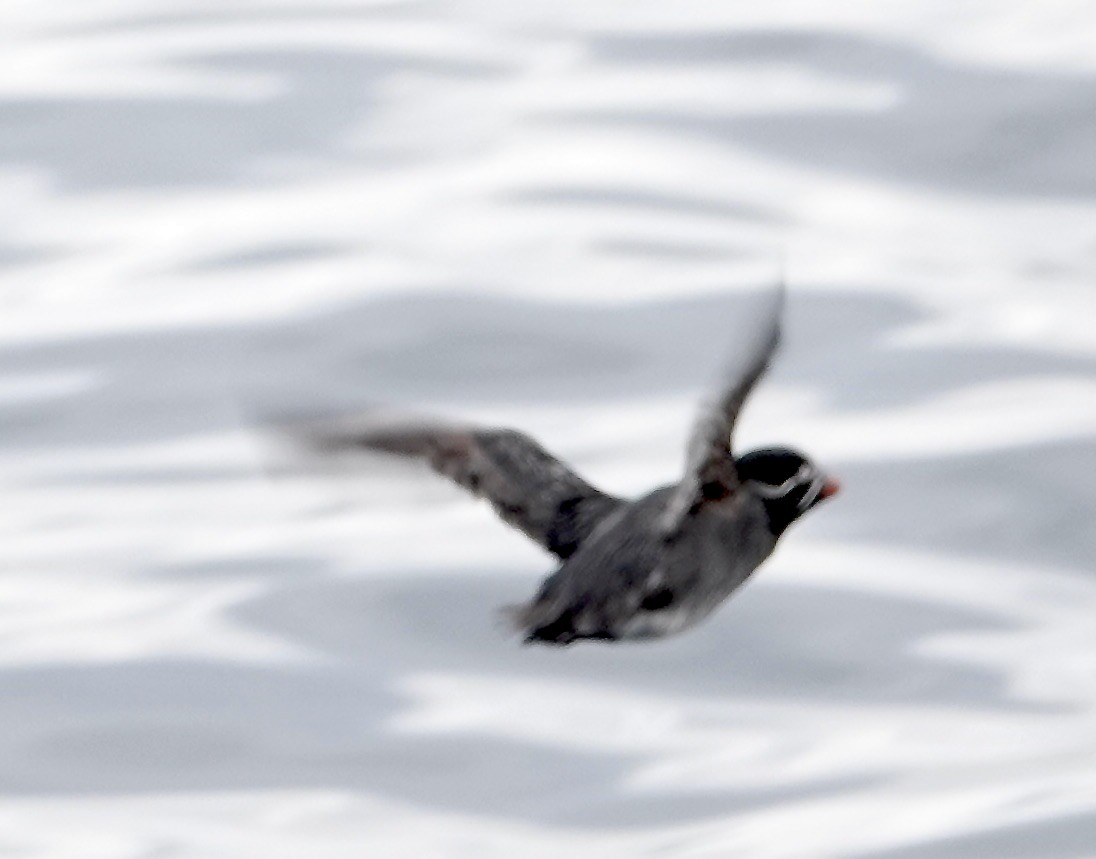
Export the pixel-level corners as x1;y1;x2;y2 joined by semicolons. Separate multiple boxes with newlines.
0;561;1045;829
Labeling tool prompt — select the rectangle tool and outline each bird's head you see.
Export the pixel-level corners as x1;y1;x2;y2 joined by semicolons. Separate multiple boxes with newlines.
735;447;840;535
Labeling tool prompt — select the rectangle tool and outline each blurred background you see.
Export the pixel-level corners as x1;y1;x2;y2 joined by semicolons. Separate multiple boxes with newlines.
2;2;1096;857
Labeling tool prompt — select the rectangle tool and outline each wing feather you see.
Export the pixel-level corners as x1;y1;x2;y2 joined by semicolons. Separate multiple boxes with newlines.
299;418;621;559
661;285;784;536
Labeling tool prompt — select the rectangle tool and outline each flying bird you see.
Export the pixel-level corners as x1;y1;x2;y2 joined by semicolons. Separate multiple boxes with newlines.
297;288;838;645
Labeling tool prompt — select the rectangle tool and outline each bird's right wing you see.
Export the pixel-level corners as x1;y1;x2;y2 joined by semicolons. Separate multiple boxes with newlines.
297;418;622;560
661;286;784;538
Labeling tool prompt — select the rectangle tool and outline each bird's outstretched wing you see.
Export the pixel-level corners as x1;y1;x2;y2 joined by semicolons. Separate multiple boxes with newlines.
661;286;784;537
300;418;622;559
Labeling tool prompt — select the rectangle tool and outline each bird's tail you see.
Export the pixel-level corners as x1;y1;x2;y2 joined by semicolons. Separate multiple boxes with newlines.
497;600;577;646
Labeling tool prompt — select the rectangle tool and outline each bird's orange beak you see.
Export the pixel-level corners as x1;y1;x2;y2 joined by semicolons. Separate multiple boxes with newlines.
819;476;841;500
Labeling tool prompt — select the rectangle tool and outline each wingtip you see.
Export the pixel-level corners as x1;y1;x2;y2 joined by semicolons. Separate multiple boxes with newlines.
274;407;438;457
771;261;787;325
771;247;788;324
496;601;540;642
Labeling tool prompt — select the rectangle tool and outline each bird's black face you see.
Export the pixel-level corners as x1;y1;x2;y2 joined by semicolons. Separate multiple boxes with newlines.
735;447;840;535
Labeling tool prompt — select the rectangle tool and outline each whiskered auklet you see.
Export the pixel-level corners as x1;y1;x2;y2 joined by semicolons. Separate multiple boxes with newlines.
298;287;839;644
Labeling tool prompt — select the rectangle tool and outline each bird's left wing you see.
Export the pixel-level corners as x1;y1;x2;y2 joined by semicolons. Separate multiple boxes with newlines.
298;418;622;559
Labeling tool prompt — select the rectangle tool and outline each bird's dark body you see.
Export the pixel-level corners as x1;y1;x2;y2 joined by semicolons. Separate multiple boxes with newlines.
520;486;776;643
295;286;839;645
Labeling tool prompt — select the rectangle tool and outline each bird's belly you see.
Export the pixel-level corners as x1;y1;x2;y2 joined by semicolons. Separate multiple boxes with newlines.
613;520;773;641
617;605;701;640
